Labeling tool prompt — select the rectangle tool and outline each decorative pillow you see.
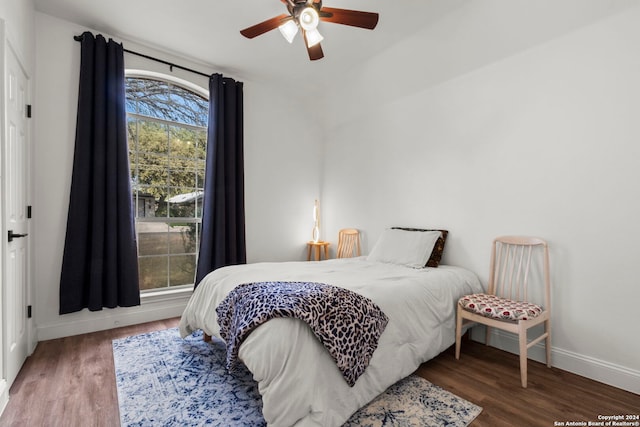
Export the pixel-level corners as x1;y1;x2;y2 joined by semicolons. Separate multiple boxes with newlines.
367;228;441;269
391;227;448;267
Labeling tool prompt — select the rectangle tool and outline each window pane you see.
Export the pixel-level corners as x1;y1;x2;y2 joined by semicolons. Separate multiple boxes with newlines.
137;222;169;256
126;78;208;127
194;130;207;152
134;193;157;218
138;256;168;290
135;185;165;217
194;222;202;249
195;166;205;190
170;85;208;127
168;224;198;254
168;187;199;218
169;255;196;287
138;154;169;186
126;78;171;122
138;120;169;155
169;126;200;187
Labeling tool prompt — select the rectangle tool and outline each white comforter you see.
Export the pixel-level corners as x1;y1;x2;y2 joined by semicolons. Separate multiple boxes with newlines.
179;257;483;427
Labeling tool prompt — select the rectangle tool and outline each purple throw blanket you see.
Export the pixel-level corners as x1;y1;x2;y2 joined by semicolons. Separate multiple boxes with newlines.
216;281;389;387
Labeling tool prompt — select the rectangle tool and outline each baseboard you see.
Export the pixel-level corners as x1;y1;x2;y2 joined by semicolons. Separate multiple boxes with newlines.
0;379;8;419
36;295;191;341
470;327;640;395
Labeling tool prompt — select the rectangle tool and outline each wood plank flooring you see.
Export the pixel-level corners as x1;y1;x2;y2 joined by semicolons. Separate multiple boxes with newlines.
1;318;179;427
1;318;638;426
418;343;640;427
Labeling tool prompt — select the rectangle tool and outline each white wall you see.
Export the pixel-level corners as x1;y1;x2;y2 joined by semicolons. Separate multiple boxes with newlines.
321;6;640;393
33;12;323;340
0;0;34;71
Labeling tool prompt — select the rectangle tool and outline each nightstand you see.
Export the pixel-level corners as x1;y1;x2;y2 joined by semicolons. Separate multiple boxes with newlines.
307;241;330;261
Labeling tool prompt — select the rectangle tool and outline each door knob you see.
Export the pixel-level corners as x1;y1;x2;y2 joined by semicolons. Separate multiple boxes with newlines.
7;230;28;243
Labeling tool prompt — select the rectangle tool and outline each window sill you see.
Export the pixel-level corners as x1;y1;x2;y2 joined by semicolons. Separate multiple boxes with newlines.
140;286;193;304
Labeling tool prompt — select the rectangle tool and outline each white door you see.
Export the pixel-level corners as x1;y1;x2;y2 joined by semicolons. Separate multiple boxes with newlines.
3;40;30;388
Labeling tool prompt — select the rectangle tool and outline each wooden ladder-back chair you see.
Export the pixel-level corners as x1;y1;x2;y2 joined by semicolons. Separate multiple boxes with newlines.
336;229;361;258
455;236;551;388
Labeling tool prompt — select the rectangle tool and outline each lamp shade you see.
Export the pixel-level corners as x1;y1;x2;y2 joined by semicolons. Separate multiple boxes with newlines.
278;19;298;43
305;29;323;48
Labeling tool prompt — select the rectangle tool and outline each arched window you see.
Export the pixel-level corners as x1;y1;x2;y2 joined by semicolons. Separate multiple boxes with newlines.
125;71;208;292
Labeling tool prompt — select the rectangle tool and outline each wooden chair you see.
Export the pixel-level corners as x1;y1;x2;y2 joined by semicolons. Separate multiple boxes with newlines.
336;229;361;258
455;236;551;387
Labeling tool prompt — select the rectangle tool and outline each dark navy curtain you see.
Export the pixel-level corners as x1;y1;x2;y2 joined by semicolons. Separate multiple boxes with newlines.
59;32;140;314
195;74;246;286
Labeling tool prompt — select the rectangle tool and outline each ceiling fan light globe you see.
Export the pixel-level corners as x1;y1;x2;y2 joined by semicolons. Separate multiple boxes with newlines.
299;7;320;31
305;28;323;48
278;20;299;43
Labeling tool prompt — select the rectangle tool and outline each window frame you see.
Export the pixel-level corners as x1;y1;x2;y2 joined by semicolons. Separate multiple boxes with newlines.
125;70;209;295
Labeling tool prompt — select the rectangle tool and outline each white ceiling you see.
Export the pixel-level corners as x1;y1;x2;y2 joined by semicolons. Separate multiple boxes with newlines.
33;0;637;93
34;0;465;86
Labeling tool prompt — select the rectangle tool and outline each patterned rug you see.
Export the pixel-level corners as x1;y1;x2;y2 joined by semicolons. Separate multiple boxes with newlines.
113;328;482;426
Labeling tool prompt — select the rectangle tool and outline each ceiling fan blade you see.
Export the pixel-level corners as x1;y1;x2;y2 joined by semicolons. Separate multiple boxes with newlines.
240;14;291;39
319;7;379;30
303;31;324;61
307;43;324;61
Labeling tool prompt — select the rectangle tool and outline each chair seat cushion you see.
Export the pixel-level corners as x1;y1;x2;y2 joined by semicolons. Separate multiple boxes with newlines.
459;293;543;321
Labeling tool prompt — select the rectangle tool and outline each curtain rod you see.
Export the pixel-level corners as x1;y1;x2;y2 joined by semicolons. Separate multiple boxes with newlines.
73;35;211;79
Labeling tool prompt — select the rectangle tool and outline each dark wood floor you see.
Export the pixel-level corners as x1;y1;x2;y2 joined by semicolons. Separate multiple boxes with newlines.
418;343;640;426
1;318;638;426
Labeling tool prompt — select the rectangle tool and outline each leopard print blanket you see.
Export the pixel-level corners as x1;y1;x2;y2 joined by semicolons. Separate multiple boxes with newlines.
216;281;389;387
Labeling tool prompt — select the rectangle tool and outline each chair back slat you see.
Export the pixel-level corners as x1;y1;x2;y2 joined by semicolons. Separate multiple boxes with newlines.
522;245;533;300
489;236;550;308
337;229;361;258
513;245;522;299
496;242;506;296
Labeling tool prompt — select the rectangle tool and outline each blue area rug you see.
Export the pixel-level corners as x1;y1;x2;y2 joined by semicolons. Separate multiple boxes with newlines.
113;328;482;426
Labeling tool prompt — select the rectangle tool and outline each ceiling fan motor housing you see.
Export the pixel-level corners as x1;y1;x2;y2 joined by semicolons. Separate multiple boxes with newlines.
287;0;323;21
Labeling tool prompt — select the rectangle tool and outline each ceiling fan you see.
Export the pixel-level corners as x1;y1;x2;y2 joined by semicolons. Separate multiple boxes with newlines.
240;0;379;61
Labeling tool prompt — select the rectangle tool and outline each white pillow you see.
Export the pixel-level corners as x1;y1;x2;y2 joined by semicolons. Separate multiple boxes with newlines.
367;228;442;268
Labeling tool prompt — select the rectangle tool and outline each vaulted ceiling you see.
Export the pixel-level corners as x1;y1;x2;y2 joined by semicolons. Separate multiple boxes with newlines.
34;0;636;95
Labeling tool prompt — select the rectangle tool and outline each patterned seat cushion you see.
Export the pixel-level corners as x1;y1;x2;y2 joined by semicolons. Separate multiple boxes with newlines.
458;293;543;321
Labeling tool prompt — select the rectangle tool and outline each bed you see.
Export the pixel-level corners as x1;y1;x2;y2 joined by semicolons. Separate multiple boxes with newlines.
179;228;483;427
